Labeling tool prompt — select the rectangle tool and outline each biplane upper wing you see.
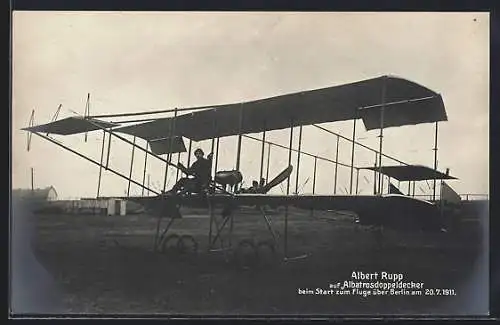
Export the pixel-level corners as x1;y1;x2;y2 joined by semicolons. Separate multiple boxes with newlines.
21;117;119;135
112;75;447;143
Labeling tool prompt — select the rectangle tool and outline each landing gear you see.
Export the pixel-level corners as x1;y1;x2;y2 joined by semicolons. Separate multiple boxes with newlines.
151;195;291;268
232;238;278;269
178;234;198;254
160;233;199;255
234;239;258;269
256;239;277;267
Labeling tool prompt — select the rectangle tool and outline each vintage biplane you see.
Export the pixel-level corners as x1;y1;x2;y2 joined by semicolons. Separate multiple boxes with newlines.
22;75;458;262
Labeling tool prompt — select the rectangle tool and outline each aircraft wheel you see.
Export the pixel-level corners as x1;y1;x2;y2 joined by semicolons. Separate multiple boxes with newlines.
233;239;258;269
161;233;180;254
177;234;198;254
256;240;277;267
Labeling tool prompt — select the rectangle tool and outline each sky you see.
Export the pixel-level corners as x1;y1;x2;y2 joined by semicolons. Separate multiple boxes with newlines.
11;11;489;199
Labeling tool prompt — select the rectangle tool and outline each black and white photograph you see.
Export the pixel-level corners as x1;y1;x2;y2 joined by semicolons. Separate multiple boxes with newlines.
10;11;490;317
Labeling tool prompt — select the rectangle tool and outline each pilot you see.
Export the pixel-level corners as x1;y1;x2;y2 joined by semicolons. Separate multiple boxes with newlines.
165;148;213;195
240;180;260;194
249;180;260;193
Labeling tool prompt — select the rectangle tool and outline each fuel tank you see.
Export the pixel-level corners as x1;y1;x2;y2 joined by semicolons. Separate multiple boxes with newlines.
214;170;243;186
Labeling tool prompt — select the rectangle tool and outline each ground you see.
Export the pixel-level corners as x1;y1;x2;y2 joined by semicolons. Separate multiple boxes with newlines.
11;200;488;316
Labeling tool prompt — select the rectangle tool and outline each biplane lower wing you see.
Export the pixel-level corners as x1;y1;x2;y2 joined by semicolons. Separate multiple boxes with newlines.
126;193;444;232
287;194;444;232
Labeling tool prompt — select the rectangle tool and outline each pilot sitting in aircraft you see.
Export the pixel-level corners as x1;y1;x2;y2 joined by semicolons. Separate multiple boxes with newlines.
165;148;213;195
240;180;260;194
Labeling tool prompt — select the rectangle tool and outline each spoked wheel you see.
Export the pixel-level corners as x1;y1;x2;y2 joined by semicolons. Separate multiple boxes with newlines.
233;239;258;269
160;233;180;254
256;240;277;268
177;234;198;255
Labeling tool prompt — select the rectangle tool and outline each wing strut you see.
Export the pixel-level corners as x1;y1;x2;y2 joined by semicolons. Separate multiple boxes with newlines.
283;120;308;262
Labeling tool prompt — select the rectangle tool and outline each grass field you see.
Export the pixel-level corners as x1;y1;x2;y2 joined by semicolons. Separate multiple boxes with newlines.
11;200;488;316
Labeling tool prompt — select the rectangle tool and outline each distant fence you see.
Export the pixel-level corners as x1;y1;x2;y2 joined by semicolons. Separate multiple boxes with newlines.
412;194;489;201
